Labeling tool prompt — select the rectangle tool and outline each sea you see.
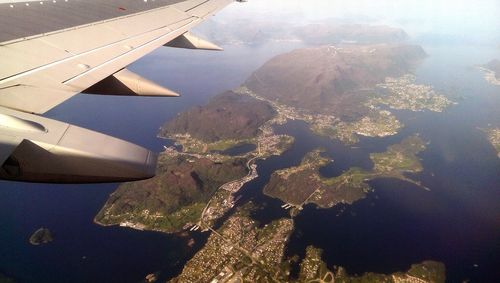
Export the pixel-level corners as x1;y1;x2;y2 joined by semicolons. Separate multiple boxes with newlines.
1;7;499;283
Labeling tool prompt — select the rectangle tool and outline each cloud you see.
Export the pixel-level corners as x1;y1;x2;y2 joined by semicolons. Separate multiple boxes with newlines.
219;0;500;40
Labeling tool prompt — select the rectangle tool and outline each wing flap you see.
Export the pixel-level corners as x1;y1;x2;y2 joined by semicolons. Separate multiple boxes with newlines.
0;135;22;165
83;68;180;97
165;32;223;50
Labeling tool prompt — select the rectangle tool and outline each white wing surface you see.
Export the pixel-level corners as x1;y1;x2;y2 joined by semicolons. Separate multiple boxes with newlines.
0;0;234;183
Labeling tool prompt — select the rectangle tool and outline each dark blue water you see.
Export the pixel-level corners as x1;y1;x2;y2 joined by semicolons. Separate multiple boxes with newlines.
241;45;500;282
0;182;209;283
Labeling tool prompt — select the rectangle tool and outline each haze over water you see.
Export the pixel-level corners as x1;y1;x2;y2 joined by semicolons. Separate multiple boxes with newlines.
0;0;499;282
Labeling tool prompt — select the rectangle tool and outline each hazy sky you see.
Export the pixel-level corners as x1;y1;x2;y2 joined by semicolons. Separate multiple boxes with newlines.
220;0;500;43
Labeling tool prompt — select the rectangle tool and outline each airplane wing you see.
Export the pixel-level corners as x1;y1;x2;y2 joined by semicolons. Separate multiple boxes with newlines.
0;0;235;183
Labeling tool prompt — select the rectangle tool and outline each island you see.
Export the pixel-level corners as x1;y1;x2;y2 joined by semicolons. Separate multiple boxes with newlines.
29;228;53;246
95;154;249;233
171;205;445;283
264;135;428;212
243;44;453;144
246;44;427;116
482;128;500;158
479;59;500;86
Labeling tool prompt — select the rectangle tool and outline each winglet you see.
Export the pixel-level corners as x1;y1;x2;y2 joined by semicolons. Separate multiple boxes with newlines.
164;32;223;51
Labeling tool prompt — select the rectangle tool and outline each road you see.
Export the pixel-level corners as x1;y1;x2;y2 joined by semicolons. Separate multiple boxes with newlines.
199;155;259;227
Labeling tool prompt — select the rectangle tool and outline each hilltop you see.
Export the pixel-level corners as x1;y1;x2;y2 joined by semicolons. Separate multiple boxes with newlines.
160;91;276;143
479;59;500;86
198;19;408;47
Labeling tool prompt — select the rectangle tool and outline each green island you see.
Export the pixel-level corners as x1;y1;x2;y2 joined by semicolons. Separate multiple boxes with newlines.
482;127;500;158
172;205;445;283
479;59;500;86
0;274;15;283
28;227;53;246
264;135;428;211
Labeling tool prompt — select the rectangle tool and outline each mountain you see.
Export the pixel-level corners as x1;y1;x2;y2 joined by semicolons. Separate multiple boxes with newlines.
245;44;426;119
485;59;500;79
295;24;409;45
161;91;276;142
95;154;248;233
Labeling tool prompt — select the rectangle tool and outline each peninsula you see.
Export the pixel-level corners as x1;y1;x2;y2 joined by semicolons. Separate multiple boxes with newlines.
298;246;445;283
170;204;294;282
264;135;428;211
479;59;500;86
483;128;500;158
373;74;454;112
95;154;249;233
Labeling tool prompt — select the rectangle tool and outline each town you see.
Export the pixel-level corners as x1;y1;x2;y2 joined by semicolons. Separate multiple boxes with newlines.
482;127;500;158
478;66;500;86
374;74;455;112
236;86;403;144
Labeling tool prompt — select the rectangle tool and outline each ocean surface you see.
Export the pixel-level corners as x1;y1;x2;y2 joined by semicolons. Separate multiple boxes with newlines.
1;22;499;283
